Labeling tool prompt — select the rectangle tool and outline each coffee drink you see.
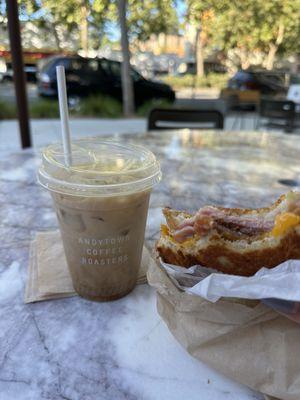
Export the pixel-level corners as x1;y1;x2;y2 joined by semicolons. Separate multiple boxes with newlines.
38;139;161;301
52;190;150;300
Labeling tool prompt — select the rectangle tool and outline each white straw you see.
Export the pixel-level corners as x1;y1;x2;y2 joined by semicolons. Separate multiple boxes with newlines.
56;65;72;167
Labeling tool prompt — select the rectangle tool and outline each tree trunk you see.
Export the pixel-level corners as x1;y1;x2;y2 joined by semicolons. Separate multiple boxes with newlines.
52;22;62;51
195;28;204;77
118;0;135;117
265;22;284;71
239;49;250;70
80;3;89;57
265;44;277;70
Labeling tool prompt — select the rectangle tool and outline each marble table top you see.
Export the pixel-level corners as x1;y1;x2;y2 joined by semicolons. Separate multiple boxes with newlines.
1;129;300;400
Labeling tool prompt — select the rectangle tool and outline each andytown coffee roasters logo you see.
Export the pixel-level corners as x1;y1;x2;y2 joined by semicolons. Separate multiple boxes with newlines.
78;235;130;266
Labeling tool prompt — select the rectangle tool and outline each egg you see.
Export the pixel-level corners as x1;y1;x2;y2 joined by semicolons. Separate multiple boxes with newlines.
272;212;300;237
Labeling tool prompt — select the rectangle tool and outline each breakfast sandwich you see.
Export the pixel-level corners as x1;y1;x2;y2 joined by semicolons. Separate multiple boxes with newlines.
157;192;300;276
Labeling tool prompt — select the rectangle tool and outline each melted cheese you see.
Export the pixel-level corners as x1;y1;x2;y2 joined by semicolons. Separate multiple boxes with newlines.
181;237;197;248
272;212;300;237
161;224;169;236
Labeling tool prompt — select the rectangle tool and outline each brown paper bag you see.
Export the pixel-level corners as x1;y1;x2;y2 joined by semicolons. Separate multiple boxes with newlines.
148;261;300;400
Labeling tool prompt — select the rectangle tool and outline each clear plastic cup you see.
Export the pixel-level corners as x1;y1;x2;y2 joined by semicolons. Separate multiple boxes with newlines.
38;139;161;301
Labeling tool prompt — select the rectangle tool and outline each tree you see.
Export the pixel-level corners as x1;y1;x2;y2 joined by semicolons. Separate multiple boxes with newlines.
256;0;300;70
18;0;179;117
20;0;78;50
126;0;178;42
19;0;178;54
190;0;300;71
114;0;178;116
19;0;111;52
187;1;215;76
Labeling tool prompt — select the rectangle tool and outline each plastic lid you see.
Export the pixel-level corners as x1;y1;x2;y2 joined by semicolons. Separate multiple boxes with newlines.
38;139;161;197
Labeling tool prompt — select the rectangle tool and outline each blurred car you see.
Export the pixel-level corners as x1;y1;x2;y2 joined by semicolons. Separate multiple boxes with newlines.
177;59;227;75
227;70;287;94
37;56;175;106
2;63;37;83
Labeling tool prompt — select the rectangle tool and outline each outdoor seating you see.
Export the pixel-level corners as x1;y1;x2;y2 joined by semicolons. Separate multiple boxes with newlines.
2;1;300;399
257;98;296;133
147;108;224;130
175;98;229;115
220;89;260;111
220;90;259;130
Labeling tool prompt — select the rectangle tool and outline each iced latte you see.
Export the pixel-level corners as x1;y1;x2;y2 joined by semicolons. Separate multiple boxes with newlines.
38;140;161;301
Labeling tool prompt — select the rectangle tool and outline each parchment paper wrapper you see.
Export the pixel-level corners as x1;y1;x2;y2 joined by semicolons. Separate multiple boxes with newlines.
160;259;300;303
160;260;300;324
147;261;300;400
25;230;151;303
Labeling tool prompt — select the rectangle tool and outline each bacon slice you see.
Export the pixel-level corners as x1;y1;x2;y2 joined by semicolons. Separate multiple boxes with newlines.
172;206;275;242
172;225;196;243
212;217;274;236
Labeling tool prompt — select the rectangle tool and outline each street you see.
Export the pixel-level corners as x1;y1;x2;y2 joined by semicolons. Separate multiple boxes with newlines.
0;81;38;102
0;81;219;103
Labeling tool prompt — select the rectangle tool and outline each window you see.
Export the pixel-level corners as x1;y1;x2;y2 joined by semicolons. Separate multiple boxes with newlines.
87;60;98;72
50;58;70;74
99;59;111;75
131;68;142;82
70;59;86;71
110;62;121;78
55;58;70;69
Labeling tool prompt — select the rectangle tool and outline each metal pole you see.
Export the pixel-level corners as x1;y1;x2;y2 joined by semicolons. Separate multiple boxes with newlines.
6;0;31;148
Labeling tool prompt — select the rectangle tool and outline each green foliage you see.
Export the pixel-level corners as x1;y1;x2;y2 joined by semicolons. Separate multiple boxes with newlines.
0;96;175;119
19;0;113;50
187;0;300;69
30;98;60;118
0;100;17;119
162;73;229;89
0;98;62;120
126;0;179;41
76;95;122;118
18;0;179;49
0;95;176;119
28;95;122;118
136;98;174;117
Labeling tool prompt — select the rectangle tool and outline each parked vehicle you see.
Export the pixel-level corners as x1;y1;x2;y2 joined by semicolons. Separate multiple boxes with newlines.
37;56;175;106
2;63;37;83
0;50;59;83
227;70;287;94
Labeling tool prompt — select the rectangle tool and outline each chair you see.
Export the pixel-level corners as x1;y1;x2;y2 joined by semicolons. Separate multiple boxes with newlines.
147;108;224;130
257;99;296;133
220;90;259;130
220;89;260;111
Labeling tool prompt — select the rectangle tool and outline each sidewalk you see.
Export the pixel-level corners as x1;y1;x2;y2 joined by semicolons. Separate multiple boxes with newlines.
0;114;284;153
176;87;220;99
0;118;147;152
